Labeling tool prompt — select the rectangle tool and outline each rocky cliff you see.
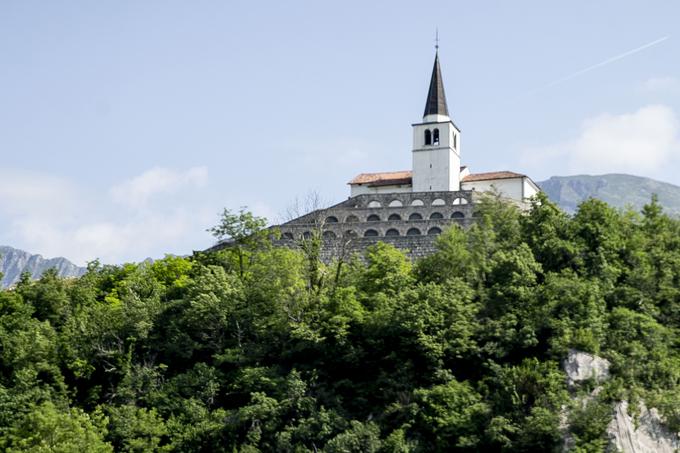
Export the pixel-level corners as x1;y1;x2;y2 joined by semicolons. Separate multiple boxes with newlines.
0;245;86;288
562;350;680;452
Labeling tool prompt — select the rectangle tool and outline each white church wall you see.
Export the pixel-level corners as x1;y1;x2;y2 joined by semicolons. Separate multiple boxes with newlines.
523;179;540;199
411;121;460;152
412;148;460;192
461;178;524;201
350;184;413;197
411;119;461;192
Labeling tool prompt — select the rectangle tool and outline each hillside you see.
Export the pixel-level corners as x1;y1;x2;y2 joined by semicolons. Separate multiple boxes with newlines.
0;245;86;288
538;174;680;215
1;199;679;451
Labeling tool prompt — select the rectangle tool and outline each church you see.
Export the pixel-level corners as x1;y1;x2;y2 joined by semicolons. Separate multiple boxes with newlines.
274;50;540;259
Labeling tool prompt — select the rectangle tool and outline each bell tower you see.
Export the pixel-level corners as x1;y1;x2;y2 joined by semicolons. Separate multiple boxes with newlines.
411;50;461;192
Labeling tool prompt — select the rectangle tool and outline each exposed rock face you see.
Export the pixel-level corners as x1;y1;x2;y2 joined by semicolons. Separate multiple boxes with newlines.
0;245;85;288
607;401;680;453
561;350;680;452
563;349;610;389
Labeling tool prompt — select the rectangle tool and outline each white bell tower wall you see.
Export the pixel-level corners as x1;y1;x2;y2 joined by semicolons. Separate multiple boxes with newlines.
411;120;461;192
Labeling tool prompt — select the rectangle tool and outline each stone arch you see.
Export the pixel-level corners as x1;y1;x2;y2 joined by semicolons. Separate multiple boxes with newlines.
302;231;312;239
385;228;400;236
325;215;338;223
411;199;424;206
367;200;382;208
388;213;402;221
345;215;359;223
406;228;422;236
429;212;443;219
408;213;423;220
367;214;380;222
451;211;465;219
344;230;358;238
388;199;403;207
433;128;440;145
424;129;432;145
432;198;445;206
427;227;442;236
323;231;337;239
452;197;469;205
364;229;379;237
282;232;294;240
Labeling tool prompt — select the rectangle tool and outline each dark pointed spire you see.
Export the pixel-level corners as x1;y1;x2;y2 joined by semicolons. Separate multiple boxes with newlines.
423;51;449;118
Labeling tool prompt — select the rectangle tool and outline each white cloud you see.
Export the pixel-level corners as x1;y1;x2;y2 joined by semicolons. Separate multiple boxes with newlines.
9;211;204;265
522;105;680;177
110;166;208;207
0;166;216;265
643;76;680;95
0;170;78;216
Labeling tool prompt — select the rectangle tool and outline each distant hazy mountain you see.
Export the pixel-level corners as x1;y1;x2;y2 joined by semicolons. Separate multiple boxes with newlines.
538;174;680;216
0;246;86;288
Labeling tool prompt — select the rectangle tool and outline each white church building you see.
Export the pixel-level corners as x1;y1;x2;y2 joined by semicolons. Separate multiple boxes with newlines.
262;50;542;260
348;51;539;203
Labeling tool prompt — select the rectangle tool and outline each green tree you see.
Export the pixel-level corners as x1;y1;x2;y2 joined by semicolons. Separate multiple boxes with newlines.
106;404;168;452
412;378;489;451
521;192;578;273
208;207;270;278
2;401;112;453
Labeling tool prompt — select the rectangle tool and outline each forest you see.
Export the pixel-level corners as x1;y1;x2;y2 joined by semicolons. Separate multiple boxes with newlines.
1;193;679;452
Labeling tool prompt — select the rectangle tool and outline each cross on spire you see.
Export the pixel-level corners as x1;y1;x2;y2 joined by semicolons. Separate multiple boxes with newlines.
435;28;439;51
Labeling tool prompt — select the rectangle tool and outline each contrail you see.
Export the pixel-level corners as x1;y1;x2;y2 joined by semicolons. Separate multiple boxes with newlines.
528;36;670;95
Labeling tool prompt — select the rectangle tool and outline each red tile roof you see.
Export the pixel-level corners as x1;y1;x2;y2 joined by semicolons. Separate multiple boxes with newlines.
349;169;526;186
348;171;412;186
462;171;526;182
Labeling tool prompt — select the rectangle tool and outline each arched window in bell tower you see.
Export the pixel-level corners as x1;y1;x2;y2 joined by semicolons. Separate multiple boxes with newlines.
433;128;440;145
424;129;432;145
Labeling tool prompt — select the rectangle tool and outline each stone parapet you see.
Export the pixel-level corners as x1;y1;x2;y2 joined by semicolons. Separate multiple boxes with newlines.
273;190;482;261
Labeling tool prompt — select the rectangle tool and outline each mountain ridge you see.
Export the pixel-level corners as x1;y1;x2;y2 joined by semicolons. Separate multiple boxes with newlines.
537;173;680;215
0;245;86;288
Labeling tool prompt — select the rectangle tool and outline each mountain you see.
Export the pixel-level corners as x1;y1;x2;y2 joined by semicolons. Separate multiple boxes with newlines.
0;246;86;288
538;174;680;215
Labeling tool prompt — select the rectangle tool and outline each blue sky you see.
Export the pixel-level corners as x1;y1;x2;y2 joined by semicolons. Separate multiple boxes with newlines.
1;1;679;264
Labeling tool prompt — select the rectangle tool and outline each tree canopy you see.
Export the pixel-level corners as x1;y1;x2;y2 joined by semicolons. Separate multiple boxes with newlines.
1;195;680;451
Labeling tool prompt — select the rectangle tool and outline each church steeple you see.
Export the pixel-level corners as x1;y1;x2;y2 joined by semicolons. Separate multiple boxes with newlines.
412;46;461;193
423;51;449;119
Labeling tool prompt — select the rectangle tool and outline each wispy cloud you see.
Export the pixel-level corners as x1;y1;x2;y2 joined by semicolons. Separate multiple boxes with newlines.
110;166;208;208
0;170;79;217
527;36;670;95
0;166;215;265
521;105;680;177
643;76;680;95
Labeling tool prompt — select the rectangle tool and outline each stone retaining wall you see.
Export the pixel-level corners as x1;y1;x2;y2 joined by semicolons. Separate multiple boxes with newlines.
273;190;483;261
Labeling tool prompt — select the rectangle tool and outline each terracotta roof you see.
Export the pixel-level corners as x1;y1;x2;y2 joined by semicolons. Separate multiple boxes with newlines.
462;171;526;182
348;169;527;186
349;171;412;186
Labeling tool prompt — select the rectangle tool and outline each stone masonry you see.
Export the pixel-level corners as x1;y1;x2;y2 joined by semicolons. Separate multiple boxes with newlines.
273;190;481;261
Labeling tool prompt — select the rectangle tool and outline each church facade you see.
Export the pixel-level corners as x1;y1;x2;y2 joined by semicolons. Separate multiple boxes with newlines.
274;51;540;260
